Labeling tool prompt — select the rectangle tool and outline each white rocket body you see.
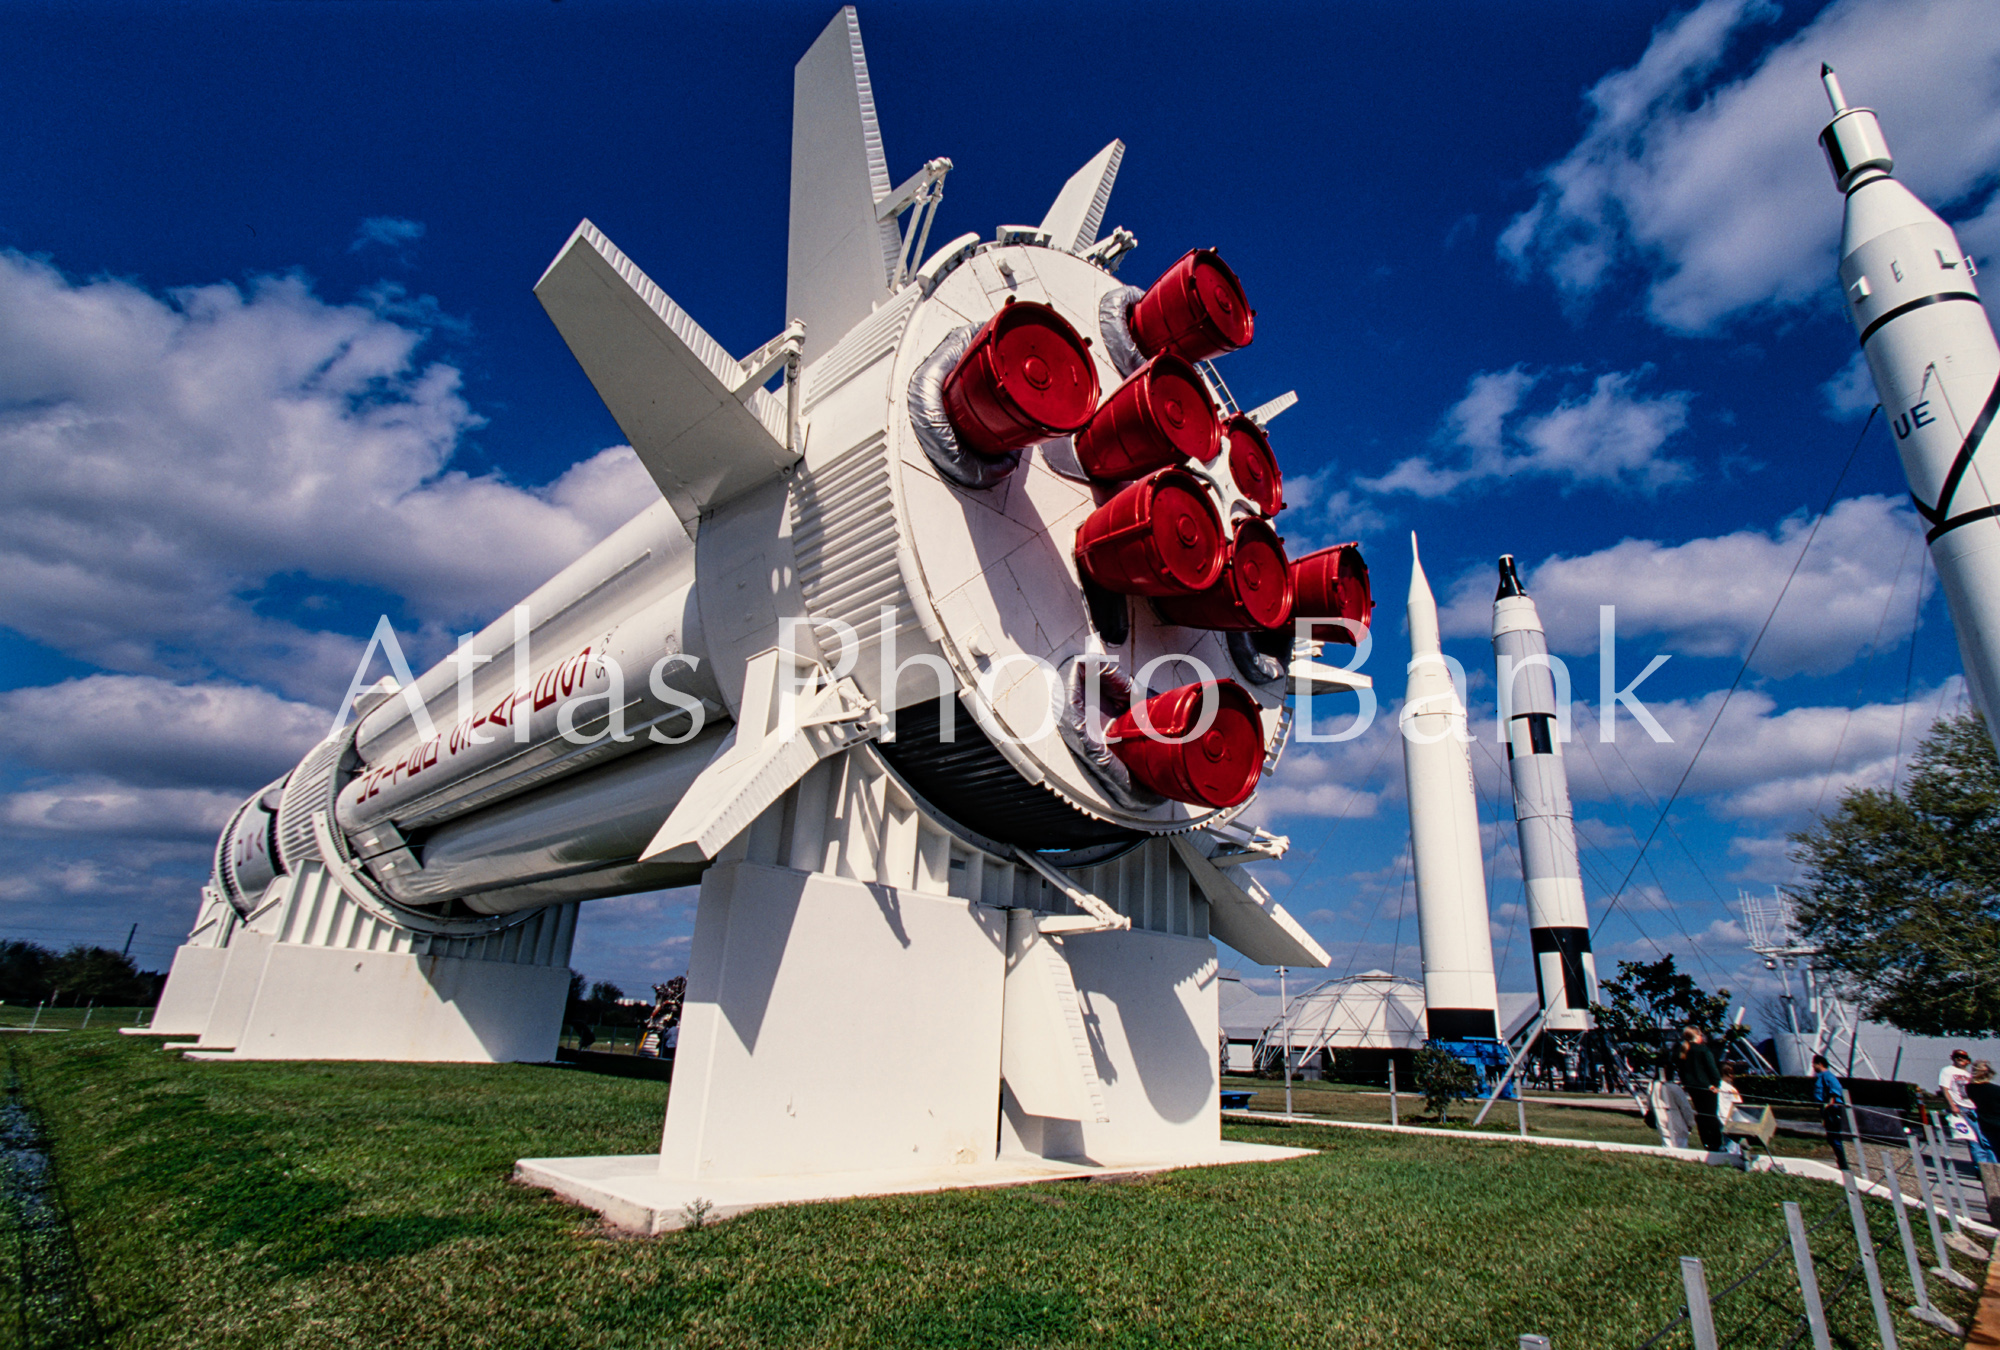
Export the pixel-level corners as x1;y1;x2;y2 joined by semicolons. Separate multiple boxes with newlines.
1401;537;1501;1042
1822;71;2000;755
1492;557;1597;1032
198;7;1339;971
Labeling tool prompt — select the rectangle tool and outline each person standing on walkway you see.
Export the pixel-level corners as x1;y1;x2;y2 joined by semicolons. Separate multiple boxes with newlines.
1676;1026;1723;1152
1967;1061;2000;1163
1812;1053;1850;1172
1940;1048;1997;1163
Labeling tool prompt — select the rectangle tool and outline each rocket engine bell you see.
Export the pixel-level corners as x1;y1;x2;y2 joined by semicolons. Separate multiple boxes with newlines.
1819;68;2000;757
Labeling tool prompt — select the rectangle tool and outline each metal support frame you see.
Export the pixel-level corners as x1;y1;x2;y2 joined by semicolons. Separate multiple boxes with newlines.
1876;1148;1962;1335
1783;1201;1834;1350
1471;1009;1547;1127
1842;1168;1902;1350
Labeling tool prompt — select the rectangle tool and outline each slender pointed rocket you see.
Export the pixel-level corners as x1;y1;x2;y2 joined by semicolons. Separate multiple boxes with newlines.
1493;555;1598;1032
1401;535;1501;1042
1820;70;2000;757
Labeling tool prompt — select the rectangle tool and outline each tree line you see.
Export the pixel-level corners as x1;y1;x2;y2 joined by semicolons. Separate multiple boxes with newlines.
0;941;164;1007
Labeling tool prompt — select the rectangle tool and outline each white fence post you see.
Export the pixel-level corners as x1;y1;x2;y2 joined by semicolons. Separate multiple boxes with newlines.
1680;1256;1719;1350
1842;1168;1901;1350
1783;1201;1833;1350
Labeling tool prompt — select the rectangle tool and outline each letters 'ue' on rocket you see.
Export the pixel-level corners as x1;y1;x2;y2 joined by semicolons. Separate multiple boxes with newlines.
1820;66;2000;760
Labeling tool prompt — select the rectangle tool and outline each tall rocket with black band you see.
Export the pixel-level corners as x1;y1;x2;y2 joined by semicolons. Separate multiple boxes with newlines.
1493;555;1597;1032
1820;68;2000;755
1402;535;1501;1042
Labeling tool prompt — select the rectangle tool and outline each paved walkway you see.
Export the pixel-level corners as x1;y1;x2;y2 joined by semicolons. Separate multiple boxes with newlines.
1970;1250;2000;1349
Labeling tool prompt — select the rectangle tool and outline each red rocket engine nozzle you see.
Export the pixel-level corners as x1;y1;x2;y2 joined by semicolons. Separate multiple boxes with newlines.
1129;248;1255;363
1155;518;1293;631
1222;414;1283;516
1105;678;1265;807
1074;467;1226;596
1073;352;1219;480
941;300;1100;457
1290;543;1372;645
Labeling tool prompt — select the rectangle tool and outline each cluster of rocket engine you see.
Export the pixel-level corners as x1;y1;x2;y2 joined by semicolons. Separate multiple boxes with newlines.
931;248;1370;810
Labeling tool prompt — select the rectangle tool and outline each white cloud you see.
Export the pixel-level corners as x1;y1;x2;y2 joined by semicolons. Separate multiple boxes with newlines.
1440;493;1931;677
1362;368;1692;498
1555;682;1957;822
1820;350;1877;419
0;249;655;701
351;217;425;253
1500;0;2000;333
0;675;325;790
1;782;240;839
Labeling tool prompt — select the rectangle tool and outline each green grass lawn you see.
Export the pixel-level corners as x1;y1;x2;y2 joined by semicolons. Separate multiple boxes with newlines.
0;1006;153;1032
1;1033;1980;1349
1218;1076;1849;1165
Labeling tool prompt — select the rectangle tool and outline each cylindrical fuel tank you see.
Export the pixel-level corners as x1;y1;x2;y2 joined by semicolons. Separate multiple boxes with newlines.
339;500;725;836
383;724;727;914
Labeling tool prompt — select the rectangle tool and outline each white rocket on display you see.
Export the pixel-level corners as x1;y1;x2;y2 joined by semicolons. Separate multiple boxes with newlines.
1820;68;2000;756
1492;555;1597;1032
1401;536;1501;1042
140;5;1380;1227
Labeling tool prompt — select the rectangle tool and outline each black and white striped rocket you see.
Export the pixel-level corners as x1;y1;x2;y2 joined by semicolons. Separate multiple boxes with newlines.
1820;68;2000;757
1403;536;1501;1042
1492;556;1598;1033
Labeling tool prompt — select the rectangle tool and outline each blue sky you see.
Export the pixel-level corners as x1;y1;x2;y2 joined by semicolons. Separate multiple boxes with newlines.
2;0;1996;1014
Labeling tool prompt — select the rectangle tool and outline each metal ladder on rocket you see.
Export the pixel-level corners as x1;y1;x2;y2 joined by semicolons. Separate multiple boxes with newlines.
1817;68;2000;758
1492;556;1600;1081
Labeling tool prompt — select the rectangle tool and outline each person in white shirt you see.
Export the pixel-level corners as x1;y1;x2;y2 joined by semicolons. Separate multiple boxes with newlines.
1940;1049;1996;1163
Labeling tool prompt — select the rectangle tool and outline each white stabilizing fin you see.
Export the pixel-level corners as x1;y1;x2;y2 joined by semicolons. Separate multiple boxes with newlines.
1001;908;1110;1123
788;6;902;365
640;650;881;865
1171;835;1330;967
535;221;794;532
1038;140;1124;255
1247;390;1298;425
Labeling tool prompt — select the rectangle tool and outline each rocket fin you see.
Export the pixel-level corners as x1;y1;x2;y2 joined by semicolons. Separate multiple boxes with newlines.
640;649;882;864
787;6;901;365
1171;836;1330;967
535;221;794;532
1038;140;1124;254
1000;908;1111;1123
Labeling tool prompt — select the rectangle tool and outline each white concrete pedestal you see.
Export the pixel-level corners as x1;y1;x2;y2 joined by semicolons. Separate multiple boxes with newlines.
516;1141;1315;1234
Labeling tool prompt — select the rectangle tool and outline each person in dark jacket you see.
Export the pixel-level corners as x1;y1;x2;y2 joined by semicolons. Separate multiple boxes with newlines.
1968;1061;2000;1162
1812;1053;1850;1171
1676;1026;1724;1152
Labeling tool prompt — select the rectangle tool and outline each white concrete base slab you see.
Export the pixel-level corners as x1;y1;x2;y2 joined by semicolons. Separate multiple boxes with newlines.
118;1027;171;1037
516;1140;1314;1234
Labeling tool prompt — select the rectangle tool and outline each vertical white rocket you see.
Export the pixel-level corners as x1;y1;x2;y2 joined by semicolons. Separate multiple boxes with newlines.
1820;68;2000;756
1402;535;1501;1042
1492;555;1598;1032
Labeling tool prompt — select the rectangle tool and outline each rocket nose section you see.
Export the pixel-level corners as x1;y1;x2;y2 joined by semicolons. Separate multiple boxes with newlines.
1407;532;1440;654
1491;553;1545;639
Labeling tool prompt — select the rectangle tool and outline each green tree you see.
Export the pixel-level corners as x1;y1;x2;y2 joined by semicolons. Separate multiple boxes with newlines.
45;945;155;1004
1411;1046;1477;1122
1789;710;2000;1037
1591;955;1733;1075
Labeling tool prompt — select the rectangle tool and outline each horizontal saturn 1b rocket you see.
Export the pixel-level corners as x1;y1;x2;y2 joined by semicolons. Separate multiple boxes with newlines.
1402;536;1501;1043
1820;69;2000;757
147;6;1380;1209
1492;556;1597;1037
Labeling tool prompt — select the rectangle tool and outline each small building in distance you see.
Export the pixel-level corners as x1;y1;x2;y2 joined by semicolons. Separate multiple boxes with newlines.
1221;970;1538;1082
